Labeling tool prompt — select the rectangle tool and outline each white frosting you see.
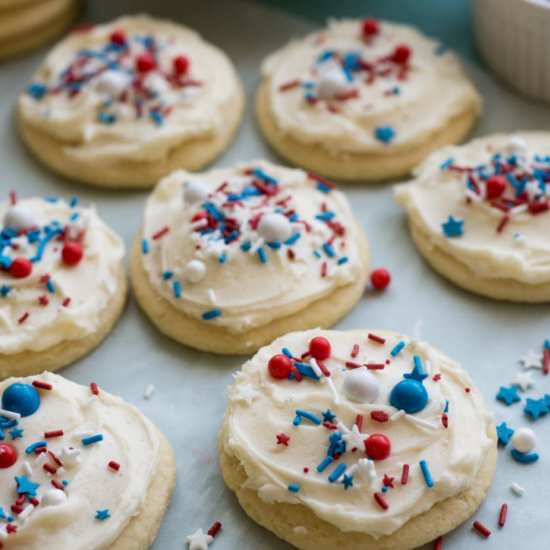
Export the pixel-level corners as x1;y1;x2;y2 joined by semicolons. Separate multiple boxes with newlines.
140;161;364;332
18;15;241;162
224;329;495;538
0;372;160;549
394;133;550;285
262;19;480;154
0;197;125;354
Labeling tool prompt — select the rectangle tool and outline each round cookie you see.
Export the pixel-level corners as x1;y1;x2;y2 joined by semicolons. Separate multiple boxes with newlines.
256;18;480;182
131;161;369;355
220;328;497;550
17;15;244;188
395;132;550;302
0;372;176;549
0;0;78;62
0;194;127;377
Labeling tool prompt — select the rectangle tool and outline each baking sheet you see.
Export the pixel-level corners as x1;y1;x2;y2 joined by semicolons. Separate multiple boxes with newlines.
1;1;550;548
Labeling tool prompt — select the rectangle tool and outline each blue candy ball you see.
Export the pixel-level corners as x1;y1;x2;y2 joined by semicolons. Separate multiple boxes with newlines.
389;379;428;414
2;383;40;417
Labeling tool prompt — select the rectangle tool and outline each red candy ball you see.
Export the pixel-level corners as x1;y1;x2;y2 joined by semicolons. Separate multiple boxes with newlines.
109;30;126;46
361;18;380;37
136;52;156;73
10;257;32;279
268;354;292;379
62;242;83;266
309;336;331;361
370;268;391;290
392;44;412;64
173;55;190;75
364;433;391;461
486;175;507;199
0;443;17;469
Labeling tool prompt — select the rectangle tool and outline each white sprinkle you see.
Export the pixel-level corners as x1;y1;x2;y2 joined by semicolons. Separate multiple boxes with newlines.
18;504;34;522
511;482;525;496
309;358;323;378
23;461;33;476
207;288;217;304
325;377;340;404
0;408;21;420
35;452;47;466
143;384;155;400
390;409;406;422
404;414;438;430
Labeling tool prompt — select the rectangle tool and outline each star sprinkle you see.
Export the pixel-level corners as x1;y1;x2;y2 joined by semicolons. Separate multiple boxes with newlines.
276;433;290;446
322;409;337;423
383;474;395;488
513;371;535;391
233;384;258;405
341;474;354;489
187;528;214;550
374;126;395;144
95;509;110;521
496;385;521;406
523;398;548;420
496;422;514;446
10;427;24;440
15;476;39;497
521;350;543;370
441;215;464;238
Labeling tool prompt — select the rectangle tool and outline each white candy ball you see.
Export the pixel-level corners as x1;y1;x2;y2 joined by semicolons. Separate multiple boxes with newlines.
343;369;379;403
41;489;67;507
317;68;350;100
183;259;206;284
144;73;169;94
183;181;207;204
3;204;34;232
95;70;130;97
511;427;536;454
257;213;292;243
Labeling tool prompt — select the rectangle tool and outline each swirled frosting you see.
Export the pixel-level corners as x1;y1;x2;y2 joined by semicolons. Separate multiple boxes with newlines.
261;19;480;154
0;372;160;549
394;133;550;284
0;196;124;354
223;329;495;538
18;15;241;162
140;161;364;331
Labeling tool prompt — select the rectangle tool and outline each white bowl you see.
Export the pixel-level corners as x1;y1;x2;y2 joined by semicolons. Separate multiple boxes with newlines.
473;0;550;103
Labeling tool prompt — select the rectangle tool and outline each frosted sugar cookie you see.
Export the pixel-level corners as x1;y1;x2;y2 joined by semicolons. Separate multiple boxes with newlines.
0;0;78;61
395;132;550;302
17;15;244;188
131;161;369;354
0;194;126;377
256;18;480;181
0;372;175;549
221;329;497;550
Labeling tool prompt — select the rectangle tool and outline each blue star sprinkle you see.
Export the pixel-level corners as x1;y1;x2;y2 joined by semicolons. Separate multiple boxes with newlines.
374;126;395;144
15;476;40;497
322;409;336;423
441;215;464;238
524;398;549;420
496;385;521;406
496;422;514;446
10;427;24;440
95;509;111;521
341;474;353;489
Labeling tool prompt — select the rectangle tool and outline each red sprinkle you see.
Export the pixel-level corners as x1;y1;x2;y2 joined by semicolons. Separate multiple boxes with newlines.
38;295;49;306
136;52;156;73
90;382;99;396
473;520;491;538
62;297;71;307
18;312;29;324
32;381;53;391
496;215;510;234
44;430;63;439
392;44;411;64
9;191;17;205
362;18;380;37
434;535;443;550
371;410;389;423
108;460;121;472
401;464;410;485
276;433;290;446
43;463;57;475
152;226;170;240
368;333;386;345
498;503;508;528
208;521;222;538
279;79;301;92
442;414;449;429
374;492;389;510
51;480;64;490
366;363;385;370
543;347;550;375
109;30;126;45
432;373;442;382
350;344;360;358
173;55;190;75
345;361;362;369
355;414;364;432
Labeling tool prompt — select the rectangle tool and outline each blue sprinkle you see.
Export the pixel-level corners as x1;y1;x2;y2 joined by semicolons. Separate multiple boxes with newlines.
95;509;110;521
317;456;334;473
240;240;252;252
441;215;464;238
149;110;164;126
282;347;293;358
295;409;321;425
266;241;281;250
544;340;550;351
313;250;322;259
374;126;395;144
69;212;79;222
337;256;348;265
284;233;301;246
390;340;406;357
0;285;11;298
141;239;149;254
162;271;173;280
322;242;335;258
287;483;300;493
328;463;347;483
511;449;539;464
443;400;449;413
25;441;47;454
81;434;103;446
419;460;434;487
46;279;55;293
27;82;48;100
202;309;222;321
45;196;59;203
172;281;182;299
257;247;267;264
316;182;332;193
69;196;79;208
97;111;116;124
218;253;227;264
293;362;320;380
315;211;335;221
440;157;454;171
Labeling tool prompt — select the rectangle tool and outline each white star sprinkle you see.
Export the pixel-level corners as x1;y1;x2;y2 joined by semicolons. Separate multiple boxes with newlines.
521;350;543;370
513;371;536;391
234;384;258;405
187;528;213;550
